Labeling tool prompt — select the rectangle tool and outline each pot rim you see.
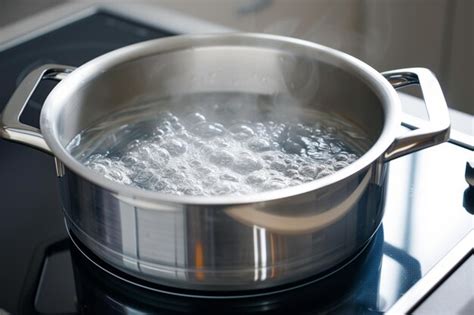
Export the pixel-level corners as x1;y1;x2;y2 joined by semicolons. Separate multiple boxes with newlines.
40;33;401;206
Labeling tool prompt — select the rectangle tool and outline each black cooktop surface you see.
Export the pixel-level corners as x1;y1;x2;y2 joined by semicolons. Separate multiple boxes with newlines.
0;11;173;314
0;10;472;315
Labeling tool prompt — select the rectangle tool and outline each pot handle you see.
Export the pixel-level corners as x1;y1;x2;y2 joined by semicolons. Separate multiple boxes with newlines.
0;64;75;154
382;68;450;161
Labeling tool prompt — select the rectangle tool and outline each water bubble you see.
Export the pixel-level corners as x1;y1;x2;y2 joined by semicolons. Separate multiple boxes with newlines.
70;99;366;196
191;122;225;138
220;173;239;182
229;124;255;140
282;139;303;154
130;160;147;173
317;169;333;179
120;155;139;166
161;181;178;194
203;175;218;186
153;180;168;191
155;128;165;136
105;168;131;185
182;186;204;195
172;121;184;131
213;138;230;148
248;138;271;152
261;154;274;162
335;153;350;162
316;139;330;151
197;167;212;175
184;112;206;126
291;174;307;183
189;159;202;168
126;139;142;151
172;172;186;184
333;161;349;171
89;163;108;175
254;122;266;134
232;154;263;175
146;145;170;166
161;120;171;129
209;150;234;166
263;180;287;191
330;142;342;154
246;173;266;185
212;183;236;195
200;144;217;155
294;124;313;136
162;139;186;156
133;170;154;185
169;115;179;123
299;165;320;178
285;169;299;177
162;168;177;178
287;162;299;170
270;160;286;172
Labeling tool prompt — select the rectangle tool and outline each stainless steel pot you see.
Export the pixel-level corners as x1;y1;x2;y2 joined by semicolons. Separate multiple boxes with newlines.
0;33;450;292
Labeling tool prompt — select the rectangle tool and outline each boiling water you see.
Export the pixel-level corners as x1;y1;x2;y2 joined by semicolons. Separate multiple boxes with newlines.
67;93;370;196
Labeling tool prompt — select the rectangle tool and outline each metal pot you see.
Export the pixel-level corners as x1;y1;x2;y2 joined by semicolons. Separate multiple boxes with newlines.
0;33;449;292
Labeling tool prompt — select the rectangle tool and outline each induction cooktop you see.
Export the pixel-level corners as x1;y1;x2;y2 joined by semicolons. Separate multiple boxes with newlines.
0;8;472;315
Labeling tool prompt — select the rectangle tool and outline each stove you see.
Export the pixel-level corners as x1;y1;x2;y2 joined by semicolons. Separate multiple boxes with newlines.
0;7;472;315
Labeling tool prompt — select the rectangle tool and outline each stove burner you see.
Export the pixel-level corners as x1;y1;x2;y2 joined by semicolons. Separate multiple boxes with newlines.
68;227;383;299
68;228;384;314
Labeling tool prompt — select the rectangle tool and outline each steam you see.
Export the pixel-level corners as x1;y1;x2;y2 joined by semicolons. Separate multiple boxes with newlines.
263;17;300;37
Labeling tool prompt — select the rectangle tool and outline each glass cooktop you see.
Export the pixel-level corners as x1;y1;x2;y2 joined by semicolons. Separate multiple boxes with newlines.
0;10;472;315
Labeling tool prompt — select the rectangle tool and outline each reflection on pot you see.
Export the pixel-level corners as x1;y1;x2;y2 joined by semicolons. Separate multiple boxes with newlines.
70;228;385;314
63;163;387;291
21;226;424;314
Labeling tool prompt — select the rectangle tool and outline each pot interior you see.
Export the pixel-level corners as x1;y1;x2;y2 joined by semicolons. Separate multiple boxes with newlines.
46;36;385;153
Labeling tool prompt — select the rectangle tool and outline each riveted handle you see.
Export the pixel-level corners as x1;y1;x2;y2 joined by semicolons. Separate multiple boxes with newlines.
383;68;450;161
0;64;75;154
